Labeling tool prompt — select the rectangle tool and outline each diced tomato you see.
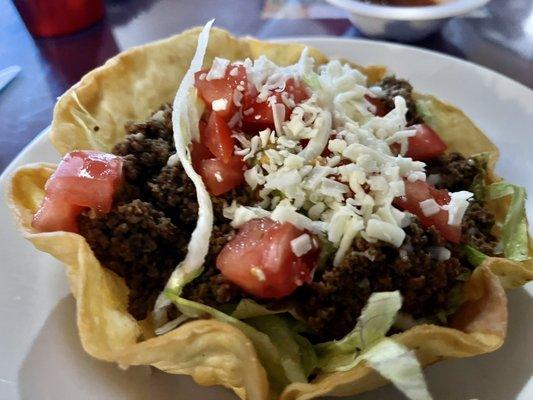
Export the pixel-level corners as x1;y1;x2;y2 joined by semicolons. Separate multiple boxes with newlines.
198;156;245;196
199;119;207;134
405;124;447;161
242;78;309;133
242;101;276;132
284;78;309;104
32;150;123;233
32;197;84;234
190;140;213;172
201;112;235;163
217;218;319;298
194;64;248;120
394;180;461;243
428;185;450;206
46;151;123;213
364;95;389;117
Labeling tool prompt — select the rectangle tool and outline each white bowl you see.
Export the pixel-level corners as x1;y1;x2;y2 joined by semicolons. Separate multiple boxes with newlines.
325;0;490;41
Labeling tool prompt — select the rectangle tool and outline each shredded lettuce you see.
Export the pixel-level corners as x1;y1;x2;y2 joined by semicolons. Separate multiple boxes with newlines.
293;332;318;377
488;182;529;261
315;291;402;372
246;315;315;383
469;152;491;201
362;338;432;400
315;291;432;399
167;291;432;399
414;99;436;127
463;244;488;267
230;300;316;380
154;21;215;313
165;293;314;390
302;72;321;91
231;299;286;319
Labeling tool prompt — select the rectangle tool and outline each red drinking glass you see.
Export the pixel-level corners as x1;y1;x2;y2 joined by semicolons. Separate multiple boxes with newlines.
12;0;105;37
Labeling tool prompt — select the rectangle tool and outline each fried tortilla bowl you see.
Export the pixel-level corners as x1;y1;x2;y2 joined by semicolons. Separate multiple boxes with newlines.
7;27;533;400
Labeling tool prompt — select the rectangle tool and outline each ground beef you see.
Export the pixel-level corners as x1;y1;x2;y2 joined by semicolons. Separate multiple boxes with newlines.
426;152;480;192
461;201;499;255
378;76;421;125
147;165;199;228
78;105;203;320
181;224;243;305
293;223;468;341
112;104;174;188
212;186;259;224
78;200;187;320
78;104;259;321
77;99;499;343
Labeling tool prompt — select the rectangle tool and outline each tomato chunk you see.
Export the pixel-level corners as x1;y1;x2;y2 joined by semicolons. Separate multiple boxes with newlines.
190;140;213;172
405;124;447;161
46;151;123;213
194;64;248;119
394;180;461;243
242;101;277;132
32;150;123;233
32;197;85;234
284;78;310;104
217;218;319;298
202;112;235;163
242;78;309;133
198;156;244;196
364;95;389;117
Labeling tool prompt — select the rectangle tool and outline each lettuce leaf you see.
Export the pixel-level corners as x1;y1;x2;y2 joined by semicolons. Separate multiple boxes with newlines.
362;338;432;400
165;293;314;390
231;299;286;319
463;244;488;267
302;72;321;91
169;291;431;400
414;99;436;127
469;152;491;201
488;182;529;261
246;315;316;383
315;291;401;372
156;20;215;311
231;300;317;380
315;291;432;399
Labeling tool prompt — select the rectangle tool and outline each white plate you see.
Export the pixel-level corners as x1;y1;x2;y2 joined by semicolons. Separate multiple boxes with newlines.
1;38;532;400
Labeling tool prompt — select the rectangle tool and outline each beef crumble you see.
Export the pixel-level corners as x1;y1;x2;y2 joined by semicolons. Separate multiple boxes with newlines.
79;106;201;320
78;105;253;320
294;223;467;340
426;152;480;193
462;201;498;255
79;200;187;320
181;223;243;306
378;76;421;125
77;99;498;342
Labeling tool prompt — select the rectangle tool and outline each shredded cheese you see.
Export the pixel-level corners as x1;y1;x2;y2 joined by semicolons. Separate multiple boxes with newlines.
419;199;440;217
290;234;313;257
217;51;446;267
250;267;266;282
206;57;230;81
212;98;228;111
446;190;473;226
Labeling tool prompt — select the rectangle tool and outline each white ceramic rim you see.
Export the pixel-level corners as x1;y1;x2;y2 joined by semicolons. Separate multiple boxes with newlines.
325;0;490;20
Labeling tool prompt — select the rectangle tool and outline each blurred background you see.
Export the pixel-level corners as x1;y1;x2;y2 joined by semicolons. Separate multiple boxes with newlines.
0;0;532;171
